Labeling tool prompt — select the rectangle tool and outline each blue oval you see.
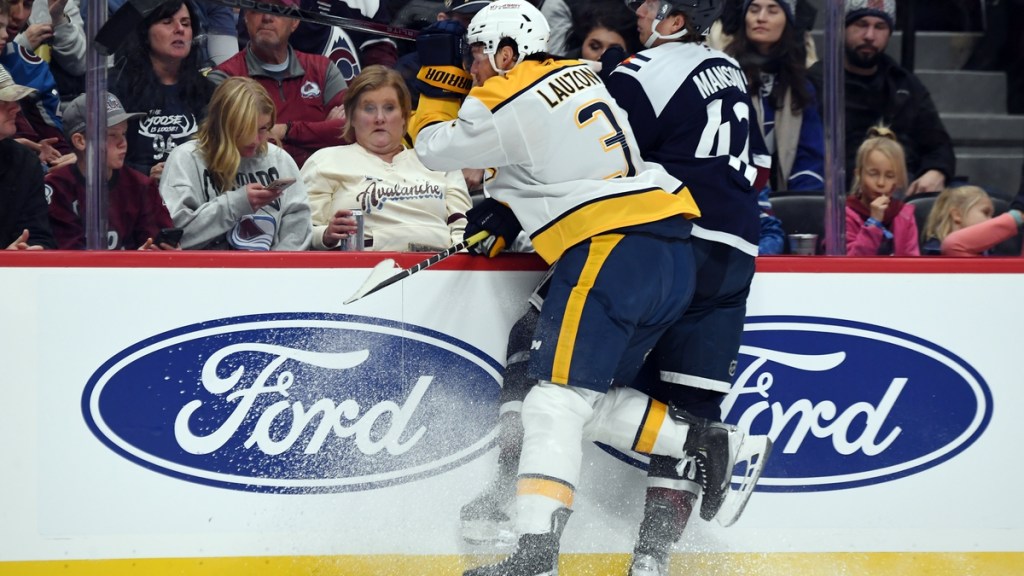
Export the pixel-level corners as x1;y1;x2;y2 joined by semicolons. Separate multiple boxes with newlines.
83;313;502;493
727;316;992;492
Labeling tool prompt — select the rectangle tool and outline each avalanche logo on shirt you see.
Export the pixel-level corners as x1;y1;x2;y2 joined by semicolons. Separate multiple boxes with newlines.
300;80;322;100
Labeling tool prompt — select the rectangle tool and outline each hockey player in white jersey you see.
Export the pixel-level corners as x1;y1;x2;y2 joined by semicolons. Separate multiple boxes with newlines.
605;1;774;574
410;2;747;575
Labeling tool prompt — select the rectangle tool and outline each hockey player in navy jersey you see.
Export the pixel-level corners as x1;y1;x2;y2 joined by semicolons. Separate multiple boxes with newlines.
606;1;773;574
411;2;750;575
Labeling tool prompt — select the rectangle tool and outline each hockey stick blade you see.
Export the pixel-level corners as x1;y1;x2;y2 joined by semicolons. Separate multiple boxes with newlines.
203;0;420;41
343;231;489;305
716;434;773;527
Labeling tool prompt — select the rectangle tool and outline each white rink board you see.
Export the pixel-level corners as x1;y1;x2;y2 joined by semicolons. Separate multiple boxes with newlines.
1;256;1022;567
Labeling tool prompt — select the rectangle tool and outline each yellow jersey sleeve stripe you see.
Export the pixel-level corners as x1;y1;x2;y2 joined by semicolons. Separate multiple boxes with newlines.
407;96;462;143
517;476;575;508
531;189;700;264
634;399;669;454
551;234;623;384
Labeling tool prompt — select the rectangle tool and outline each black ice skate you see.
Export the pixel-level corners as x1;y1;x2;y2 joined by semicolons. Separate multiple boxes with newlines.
463;508;570;576
629;468;698;576
670;406;743;521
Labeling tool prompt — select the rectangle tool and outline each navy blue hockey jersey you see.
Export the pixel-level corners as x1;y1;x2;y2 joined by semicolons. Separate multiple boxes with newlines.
607;42;769;256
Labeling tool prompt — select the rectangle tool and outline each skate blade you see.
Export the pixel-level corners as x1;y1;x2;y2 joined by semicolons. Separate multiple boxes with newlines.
461;519;517;547
716;434;773;527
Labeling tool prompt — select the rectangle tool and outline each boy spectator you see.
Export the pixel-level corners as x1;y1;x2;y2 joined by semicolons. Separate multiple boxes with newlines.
0;63;54;249
45;92;177;249
209;10;348;168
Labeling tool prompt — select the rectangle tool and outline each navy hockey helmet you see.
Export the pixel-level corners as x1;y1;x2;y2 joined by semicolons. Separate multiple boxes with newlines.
626;0;724;47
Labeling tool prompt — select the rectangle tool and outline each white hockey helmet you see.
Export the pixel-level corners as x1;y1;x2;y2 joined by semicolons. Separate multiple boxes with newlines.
626;0;724;47
467;1;550;75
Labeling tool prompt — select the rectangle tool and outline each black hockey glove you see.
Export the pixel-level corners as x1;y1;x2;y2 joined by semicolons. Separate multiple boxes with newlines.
598;44;628;82
465;198;522;258
416;20;472;100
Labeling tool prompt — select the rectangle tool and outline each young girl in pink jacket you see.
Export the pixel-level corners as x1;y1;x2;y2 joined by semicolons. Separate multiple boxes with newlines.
845;126;920;256
922;185;1024;256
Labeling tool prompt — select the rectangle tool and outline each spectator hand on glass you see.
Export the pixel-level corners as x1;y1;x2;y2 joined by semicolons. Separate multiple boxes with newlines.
5;229;43;251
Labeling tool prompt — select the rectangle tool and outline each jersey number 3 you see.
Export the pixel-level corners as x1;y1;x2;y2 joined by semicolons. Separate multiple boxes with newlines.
576;101;638;179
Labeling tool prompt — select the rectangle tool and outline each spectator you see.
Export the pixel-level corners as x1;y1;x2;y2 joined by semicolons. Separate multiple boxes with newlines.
0;63;54;249
209;10;349;168
921;185;1023;257
237;2;398;83
810;0;955;196
45;92;178;250
159;76;312;251
110;0;214;180
1;0;74;161
568;0;641;62
301;65;470;252
845;126;919;256
13;0;87;103
726;0;824;193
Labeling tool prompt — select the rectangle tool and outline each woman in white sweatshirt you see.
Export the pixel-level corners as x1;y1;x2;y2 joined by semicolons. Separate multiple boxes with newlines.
300;65;470;252
160;76;312;250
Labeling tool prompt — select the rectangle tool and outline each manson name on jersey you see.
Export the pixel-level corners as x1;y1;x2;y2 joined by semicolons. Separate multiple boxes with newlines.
535;66;603;109
693;65;749;100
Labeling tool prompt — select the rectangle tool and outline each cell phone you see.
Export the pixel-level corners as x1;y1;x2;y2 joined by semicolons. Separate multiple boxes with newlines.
154;227;184;246
265;178;296;193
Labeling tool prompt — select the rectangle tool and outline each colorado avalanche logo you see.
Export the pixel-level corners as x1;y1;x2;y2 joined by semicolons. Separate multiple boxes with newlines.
82;313;502;493
300;80;322;99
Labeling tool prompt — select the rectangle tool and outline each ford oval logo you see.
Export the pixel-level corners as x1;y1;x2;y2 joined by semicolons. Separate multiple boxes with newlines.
82;313;502;493
725;316;992;492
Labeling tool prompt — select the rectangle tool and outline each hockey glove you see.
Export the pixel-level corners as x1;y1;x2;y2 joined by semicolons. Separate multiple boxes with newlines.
465;198;522;258
416;20;473;100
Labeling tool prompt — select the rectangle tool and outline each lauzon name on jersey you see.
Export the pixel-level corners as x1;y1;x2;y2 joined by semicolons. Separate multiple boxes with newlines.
535;66;602;109
693;65;748;99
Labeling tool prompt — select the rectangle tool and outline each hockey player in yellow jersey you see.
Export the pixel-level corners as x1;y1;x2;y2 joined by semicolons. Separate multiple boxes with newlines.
410;2;746;575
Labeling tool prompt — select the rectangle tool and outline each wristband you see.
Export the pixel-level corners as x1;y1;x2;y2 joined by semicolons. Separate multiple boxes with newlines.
865;217;894;239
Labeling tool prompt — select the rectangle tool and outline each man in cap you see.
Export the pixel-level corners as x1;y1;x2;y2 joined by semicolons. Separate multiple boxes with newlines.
209;9;349;168
815;0;955;195
0;62;54;249
44;91;177;250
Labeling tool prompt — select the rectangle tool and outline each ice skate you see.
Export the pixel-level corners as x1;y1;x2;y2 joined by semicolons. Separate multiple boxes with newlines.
460;481;517;546
670;406;744;521
628;552;668;576
629;474;697;576
463;508;569;576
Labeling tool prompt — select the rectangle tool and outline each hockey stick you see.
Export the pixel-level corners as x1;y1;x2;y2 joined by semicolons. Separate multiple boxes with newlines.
343;230;489;305
204;0;421;41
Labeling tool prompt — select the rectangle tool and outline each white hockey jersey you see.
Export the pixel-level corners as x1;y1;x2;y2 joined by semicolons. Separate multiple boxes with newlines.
413;59;700;264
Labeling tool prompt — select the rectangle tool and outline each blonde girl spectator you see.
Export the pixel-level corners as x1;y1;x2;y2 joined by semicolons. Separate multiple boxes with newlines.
922;185;1024;256
301;65;470;251
845;126;919;255
159;77;312;250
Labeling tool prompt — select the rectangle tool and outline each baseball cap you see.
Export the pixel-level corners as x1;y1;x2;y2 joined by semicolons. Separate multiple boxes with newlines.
62;92;147;139
845;0;896;29
0;64;36;102
445;0;491;14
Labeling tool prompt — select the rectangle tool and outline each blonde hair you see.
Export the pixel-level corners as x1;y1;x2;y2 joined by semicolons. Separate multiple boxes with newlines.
342;65;411;142
196;77;277;193
849;126;909;198
922;185;991;243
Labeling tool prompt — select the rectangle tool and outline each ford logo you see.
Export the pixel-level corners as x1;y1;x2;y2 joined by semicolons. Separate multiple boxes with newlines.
725;316;992;492
597;316;991;493
83;313;502;493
